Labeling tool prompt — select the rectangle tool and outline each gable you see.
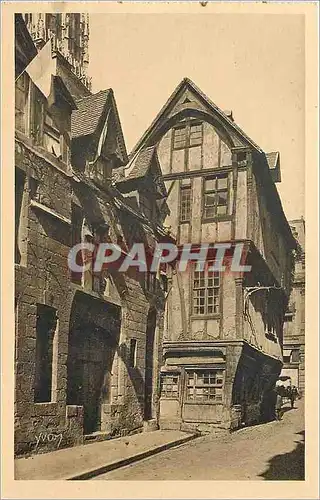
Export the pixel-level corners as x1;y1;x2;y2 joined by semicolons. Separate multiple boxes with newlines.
71;89;128;166
130;77;262;156
116;146;167;199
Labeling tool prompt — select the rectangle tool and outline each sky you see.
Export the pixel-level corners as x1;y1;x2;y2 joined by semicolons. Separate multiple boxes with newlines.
89;13;305;221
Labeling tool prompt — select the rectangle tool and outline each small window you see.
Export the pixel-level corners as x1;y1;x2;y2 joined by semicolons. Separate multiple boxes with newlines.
193;261;220;315
160;373;179;398
203;174;228;218
189;122;203;147
129;339;137;368
15;168;26;264
173;121;203;150
237;152;247;162
173;125;187;149
43;113;61;158
34;305;58;403
284;313;293;322
180;185;191;222
186;370;224;402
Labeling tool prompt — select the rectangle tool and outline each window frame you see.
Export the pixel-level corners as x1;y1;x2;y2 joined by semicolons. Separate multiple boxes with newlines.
172;120;203;151
43;112;62;158
15;72;30;135
192;261;221;317
179;184;192;223
185;369;224;403
202;173;229;220
160;373;180;399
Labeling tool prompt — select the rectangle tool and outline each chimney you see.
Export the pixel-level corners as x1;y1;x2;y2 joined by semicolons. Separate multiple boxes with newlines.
224;110;234;121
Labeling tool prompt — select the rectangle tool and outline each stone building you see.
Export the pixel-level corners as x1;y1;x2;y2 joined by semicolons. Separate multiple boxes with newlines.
14;14;170;455
281;218;305;394
128;78;297;432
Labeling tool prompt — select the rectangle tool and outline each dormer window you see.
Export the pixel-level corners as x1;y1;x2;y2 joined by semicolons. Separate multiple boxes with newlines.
173;121;203;150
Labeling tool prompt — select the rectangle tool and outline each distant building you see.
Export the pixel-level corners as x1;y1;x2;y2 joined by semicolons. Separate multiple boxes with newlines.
14;14;170;455
23;13;91;90
281;218;305;393
129;78;297;431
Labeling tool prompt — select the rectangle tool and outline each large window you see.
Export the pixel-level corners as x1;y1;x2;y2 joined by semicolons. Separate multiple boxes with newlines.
173;121;203;150
160;373;180;398
186;370;224;402
203;174;228;218
193;261;220;315
180;185;191;222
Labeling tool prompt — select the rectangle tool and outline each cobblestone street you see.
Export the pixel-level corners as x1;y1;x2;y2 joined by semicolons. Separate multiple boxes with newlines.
94;400;305;481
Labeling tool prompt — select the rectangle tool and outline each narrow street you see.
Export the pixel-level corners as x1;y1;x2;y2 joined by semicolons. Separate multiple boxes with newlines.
93;400;304;481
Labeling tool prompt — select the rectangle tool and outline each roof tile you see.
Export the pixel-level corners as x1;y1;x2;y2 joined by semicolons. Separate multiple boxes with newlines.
71;89;110;139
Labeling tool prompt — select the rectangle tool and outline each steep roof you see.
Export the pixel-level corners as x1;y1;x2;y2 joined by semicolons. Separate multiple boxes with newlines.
130;77;263;156
125;146;156;180
71;88;128;164
71;89;111;138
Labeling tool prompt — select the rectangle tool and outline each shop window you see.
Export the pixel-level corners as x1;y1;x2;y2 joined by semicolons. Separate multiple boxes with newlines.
129;339;137;368
180;185;191;222
203;174;228;218
193;261;220;315
186;370;224;402
34;305;58;403
15;73;29;134
160;373;180;398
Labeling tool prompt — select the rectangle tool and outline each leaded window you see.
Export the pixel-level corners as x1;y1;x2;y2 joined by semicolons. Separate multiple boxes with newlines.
203;174;228;218
186;370;224;402
193;261;220;315
180;185;191;222
160;374;180;398
173;121;203;150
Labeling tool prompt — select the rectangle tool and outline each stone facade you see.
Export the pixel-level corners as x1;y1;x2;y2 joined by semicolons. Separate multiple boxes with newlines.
14;14;169;456
281;218;305;394
128;78;296;431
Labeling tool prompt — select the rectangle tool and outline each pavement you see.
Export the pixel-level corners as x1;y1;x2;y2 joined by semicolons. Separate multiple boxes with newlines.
14;430;198;480
94;399;305;481
15;399;304;481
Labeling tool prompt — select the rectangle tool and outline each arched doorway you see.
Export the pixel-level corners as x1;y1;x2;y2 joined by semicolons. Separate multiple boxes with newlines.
144;308;157;421
66;292;121;434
